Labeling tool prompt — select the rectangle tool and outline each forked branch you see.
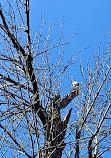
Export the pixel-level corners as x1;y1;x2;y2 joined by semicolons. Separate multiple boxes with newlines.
0;5;47;125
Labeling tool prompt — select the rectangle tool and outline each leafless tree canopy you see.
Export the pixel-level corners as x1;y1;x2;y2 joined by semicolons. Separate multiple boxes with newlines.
0;1;111;158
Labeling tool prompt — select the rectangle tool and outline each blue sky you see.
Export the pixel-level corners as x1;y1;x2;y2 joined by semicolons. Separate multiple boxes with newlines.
30;0;111;84
30;1;111;157
30;0;111;49
0;0;111;157
1;0;111;66
1;0;111;52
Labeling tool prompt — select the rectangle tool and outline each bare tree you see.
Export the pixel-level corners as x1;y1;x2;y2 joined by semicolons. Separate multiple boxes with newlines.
73;40;111;158
0;1;79;158
0;1;111;158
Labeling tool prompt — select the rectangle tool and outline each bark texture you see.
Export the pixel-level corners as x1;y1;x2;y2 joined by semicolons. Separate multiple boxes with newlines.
39;84;79;158
75;125;81;158
0;5;79;158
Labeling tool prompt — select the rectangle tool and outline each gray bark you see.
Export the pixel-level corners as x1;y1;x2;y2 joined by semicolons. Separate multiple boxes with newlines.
39;84;79;158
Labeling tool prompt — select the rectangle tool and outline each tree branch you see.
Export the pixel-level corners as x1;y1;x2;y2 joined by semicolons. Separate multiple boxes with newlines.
0;8;26;56
63;108;72;128
80;67;111;133
0;123;32;158
0;6;47;125
0;73;33;92
59;82;79;109
25;0;31;49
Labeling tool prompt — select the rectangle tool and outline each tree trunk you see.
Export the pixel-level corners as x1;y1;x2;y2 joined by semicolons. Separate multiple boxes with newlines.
75;125;80;158
38;83;79;158
39;100;72;158
88;137;93;158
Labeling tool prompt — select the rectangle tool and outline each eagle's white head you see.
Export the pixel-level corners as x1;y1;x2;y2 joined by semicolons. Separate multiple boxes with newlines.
72;81;79;87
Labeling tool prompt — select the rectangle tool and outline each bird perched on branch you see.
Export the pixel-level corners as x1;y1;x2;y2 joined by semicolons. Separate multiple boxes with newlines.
72;81;79;87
